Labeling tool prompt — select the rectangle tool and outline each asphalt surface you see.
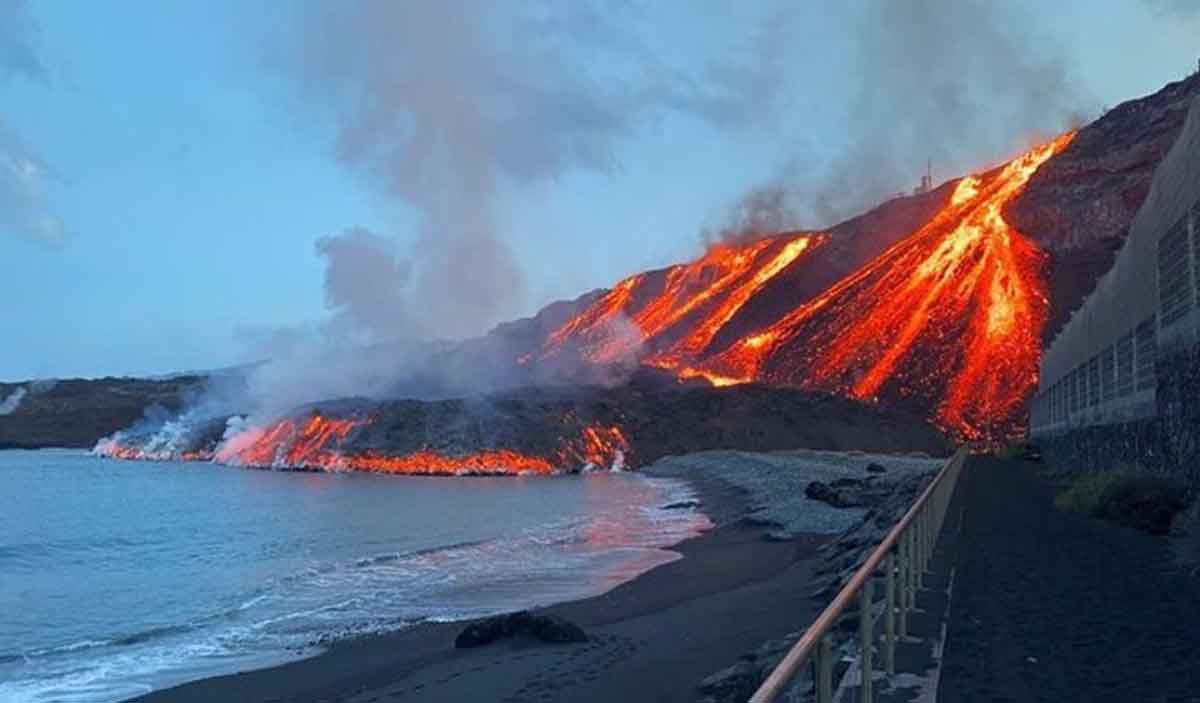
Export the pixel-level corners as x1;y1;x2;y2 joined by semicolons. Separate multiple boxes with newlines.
939;457;1200;703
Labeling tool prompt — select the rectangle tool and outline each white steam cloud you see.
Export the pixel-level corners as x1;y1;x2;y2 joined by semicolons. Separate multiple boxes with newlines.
290;0;785;340
224;1;789;417
0;386;26;415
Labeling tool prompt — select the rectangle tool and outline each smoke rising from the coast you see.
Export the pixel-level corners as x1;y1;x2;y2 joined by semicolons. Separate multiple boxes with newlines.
814;0;1081;224
714;0;1083;233
0;386;26;415
219;1;790;417
289;1;785;341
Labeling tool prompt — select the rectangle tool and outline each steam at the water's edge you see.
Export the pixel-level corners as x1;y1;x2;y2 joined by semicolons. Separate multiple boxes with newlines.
95;412;630;476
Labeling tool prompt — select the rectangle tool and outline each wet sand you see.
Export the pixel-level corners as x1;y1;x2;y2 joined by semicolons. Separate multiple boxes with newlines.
126;471;828;703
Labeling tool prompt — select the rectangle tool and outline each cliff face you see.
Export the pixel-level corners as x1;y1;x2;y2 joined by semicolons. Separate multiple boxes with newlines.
1013;73;1200;252
1011;73;1200;342
0;377;204;449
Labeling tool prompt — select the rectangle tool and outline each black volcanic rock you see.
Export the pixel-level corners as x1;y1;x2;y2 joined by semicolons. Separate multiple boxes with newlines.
1011;72;1200;342
805;481;862;508
0;376;207;449
344;382;949;470
454;611;587;648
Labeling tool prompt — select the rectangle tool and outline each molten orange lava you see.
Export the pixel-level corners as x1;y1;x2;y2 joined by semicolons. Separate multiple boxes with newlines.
695;133;1075;440
540;233;823;366
215;414;629;475
539;134;1073;441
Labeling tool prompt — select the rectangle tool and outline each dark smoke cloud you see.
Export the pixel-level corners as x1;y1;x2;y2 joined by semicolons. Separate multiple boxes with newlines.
813;0;1080;225
703;183;803;247
0;0;63;247
316;227;418;343
718;0;1084;232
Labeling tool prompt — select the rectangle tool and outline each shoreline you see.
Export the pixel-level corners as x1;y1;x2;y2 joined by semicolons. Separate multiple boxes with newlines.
124;468;828;703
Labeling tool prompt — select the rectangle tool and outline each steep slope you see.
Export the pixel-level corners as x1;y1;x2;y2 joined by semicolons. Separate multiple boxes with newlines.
1012;72;1200;342
537;136;1072;440
527;74;1200;441
97;382;949;473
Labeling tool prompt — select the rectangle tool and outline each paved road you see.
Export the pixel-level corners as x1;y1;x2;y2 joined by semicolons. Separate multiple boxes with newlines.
939;457;1200;703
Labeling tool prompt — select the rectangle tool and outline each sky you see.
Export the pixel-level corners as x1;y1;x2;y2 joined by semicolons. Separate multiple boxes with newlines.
1;0;1198;381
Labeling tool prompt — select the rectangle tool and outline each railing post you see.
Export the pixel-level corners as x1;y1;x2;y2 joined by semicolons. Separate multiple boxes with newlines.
746;447;968;703
906;526;917;610
815;634;833;703
916;508;926;588
859;577;874;703
897;529;908;637
885;550;896;675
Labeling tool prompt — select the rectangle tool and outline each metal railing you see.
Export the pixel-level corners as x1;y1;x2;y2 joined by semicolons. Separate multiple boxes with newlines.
749;446;969;703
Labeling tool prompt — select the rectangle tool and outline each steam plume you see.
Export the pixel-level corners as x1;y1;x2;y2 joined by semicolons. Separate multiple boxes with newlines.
219;1;789;416
0;386;25;415
287;1;783;338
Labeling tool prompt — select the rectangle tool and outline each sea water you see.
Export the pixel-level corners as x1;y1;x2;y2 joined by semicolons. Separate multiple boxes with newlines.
0;450;709;702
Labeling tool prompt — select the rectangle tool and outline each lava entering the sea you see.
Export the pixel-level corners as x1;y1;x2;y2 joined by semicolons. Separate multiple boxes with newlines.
538;133;1076;441
98;413;631;476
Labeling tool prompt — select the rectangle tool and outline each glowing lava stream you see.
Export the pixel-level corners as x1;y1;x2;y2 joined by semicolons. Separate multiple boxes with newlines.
99;414;631;476
697;132;1076;440
540;233;824;365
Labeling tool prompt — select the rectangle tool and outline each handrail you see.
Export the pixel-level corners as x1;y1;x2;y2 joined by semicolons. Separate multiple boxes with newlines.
749;445;969;703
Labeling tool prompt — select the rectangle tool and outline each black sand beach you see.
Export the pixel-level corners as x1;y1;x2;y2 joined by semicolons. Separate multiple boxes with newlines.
125;470;826;703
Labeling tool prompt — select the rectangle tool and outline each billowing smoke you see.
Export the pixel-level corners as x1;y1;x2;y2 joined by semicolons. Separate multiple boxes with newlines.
0;1;64;247
0;386;26;415
811;0;1080;225
316;227;419;344
717;0;1083;231
219;1;789;418
703;184;803;247
287;1;784;340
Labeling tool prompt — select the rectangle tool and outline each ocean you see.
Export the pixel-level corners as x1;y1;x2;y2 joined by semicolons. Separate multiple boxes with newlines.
0;450;709;703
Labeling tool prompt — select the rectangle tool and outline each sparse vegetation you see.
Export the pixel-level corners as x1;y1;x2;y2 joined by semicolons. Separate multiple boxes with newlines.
995;444;1023;461
1055;471;1189;535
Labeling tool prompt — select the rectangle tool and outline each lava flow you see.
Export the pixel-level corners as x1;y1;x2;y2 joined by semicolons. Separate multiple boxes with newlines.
693;133;1076;440
94;413;630;475
539;233;823;365
539;133;1074;441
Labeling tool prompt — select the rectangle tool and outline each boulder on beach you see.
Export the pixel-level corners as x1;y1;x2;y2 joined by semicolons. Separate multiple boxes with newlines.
804;480;862;508
454;611;587;648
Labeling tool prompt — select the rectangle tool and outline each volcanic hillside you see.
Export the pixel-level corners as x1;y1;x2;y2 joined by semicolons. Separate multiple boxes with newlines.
516;73;1200;442
97;378;948;474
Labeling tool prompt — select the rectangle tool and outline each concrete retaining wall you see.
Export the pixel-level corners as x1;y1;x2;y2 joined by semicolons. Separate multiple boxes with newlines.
1031;96;1200;491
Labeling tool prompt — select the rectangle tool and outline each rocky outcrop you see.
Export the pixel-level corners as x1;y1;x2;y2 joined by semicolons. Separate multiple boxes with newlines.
694;467;936;703
100;382;951;471
0;376;206;449
454;611;587;648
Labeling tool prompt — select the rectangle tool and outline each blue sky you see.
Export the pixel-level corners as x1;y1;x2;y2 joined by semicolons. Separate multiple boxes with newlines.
1;1;1198;380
